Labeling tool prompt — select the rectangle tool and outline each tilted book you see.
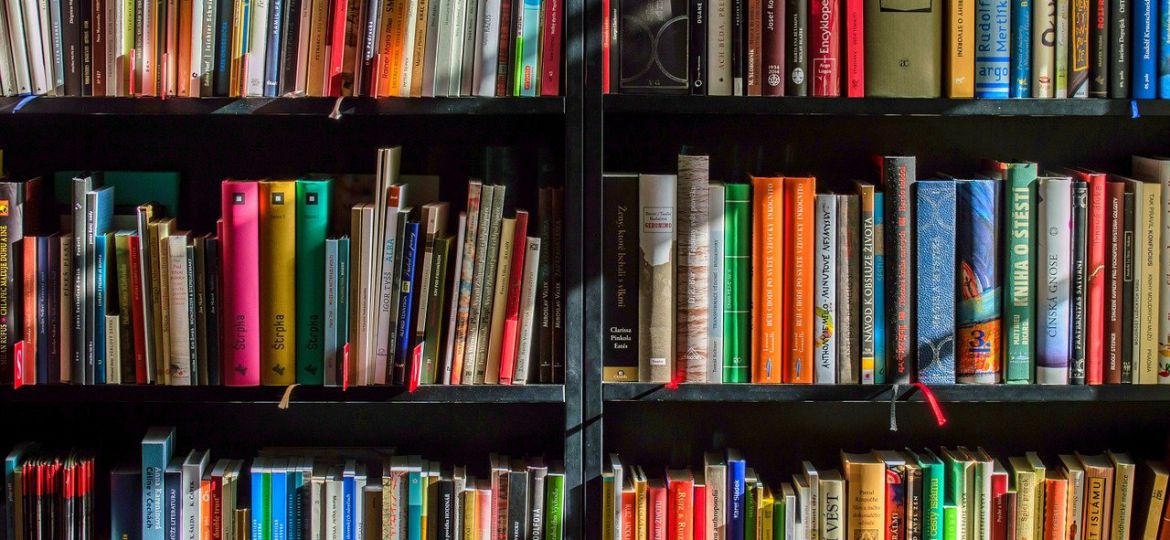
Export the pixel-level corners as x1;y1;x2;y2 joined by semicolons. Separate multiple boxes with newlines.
483;217;516;384
639;174;676;383
1037;176;1072;384
881;156;915;383
514;237;542;384
723;183;751;383
814;193;837;384
915;180;956;384
955;179;1001;384
295;178;331;385
221;181;260;386
259;180;296;386
679;155;711;382
750;176;783;383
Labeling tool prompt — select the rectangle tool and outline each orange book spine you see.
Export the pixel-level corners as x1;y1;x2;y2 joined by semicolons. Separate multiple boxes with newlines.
621;490;636;540
177;0;193;96
784;177;816;383
668;479;693;540
22;238;35;384
1044;475;1068;540
200;479;212;540
752;177;785;383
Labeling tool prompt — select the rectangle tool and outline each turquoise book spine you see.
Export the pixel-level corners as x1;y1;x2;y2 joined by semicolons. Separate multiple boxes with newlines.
295;179;331;384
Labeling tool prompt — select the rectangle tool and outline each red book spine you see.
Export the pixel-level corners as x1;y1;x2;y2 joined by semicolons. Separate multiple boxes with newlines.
990;473;1008;540
602;0;611;93
23;238;35;384
886;467;905;540
498;211;530;384
221;181;261;386
1084;172;1106;384
128;236;148;383
496;0;515;96
621;490;636;540
649;484;668;540
809;0;840;96
667;478;693;540
692;484;706;540
327;0;350;96
539;0;562;95
762;0;785;95
211;476;223;540
1105;182;1125;384
844;0;863;96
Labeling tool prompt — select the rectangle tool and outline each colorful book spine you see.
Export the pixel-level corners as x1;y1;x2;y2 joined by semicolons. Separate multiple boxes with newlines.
1033;0;1056;96
142;427;174;540
949;0;976;96
845;0;863;96
1004;163;1038;383
1011;0;1032;96
916;180;957;384
680;156;711;383
784;177;815;384
810;0;840;96
1136;181;1161;383
728;454;747;540
1105;182;1125;384
975;0;1011;97
512;0;540;95
0;182;21;385
1088;0;1107;96
295;179;330;385
709;184;726;383
259;180;296;386
858;184;877;384
1068;0;1090;96
221;181;260;386
94;234;107;384
723;183;751;383
882;156;915;383
639;174;677;383
1084;173;1106;384
955;179;1001;384
1070;180;1089;384
814;194;837;384
1133;0;1157;97
751;176;783;383
395;223;420;382
836;194;860;384
874;193;885;383
1037;177;1072;384
1161;0;1170;97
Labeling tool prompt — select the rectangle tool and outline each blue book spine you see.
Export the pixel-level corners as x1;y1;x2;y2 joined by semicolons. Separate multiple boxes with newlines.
955;180;1002;384
1011;0;1031;96
214;0;233;95
915;180;957;384
976;0;1012;97
290;465;304;540
252;462;264;540
728;457;746;540
264;0;284;96
515;0;542;96
94;234;107;384
165;462;182;540
394;223;420;369
112;468;143;540
343;473;354;540
35;237;49;384
1161;0;1170;96
407;471;423;540
337;238;350;352
85;187;114;383
1135;0;1159;97
271;464;288;540
874;194;886;384
141;434;171;540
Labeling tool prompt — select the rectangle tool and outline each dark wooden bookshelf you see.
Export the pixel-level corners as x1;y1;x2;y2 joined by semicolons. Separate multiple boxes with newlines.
0;384;566;404
0;96;567;116
603;382;1170;402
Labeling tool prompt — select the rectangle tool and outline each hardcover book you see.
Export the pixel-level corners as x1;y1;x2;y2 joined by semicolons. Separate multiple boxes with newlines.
842;452;885;539
295;179;331;385
259;180;296;386
784;177;815;384
1011;0;1032;96
864;0;942;97
1001;162;1037;384
810;0;840;96
1032;0;1055;96
1132;0;1156;97
1109;0;1128;96
1130;156;1170;383
915;180;956;384
619;0;689;93
222;181;260;386
858;184;877;383
709;183;726;382
881;156;915;383
680;155;711;382
1068;0;1089;96
1037;176;1072;384
784;0;806;95
974;0;1011;97
639;174;676;383
836;193;859;384
708;0;732;94
948;0;975;96
751;176;783;383
955;179;1001;384
724;183;751;383
1105;181;1125;384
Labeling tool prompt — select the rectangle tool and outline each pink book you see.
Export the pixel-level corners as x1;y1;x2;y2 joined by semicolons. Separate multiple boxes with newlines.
497;210;530;384
539;0;563;95
221;180;260;386
810;0;841;96
477;482;493;540
844;0;864;96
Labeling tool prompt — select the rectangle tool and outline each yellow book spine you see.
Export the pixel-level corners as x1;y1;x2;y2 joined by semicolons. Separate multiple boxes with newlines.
408;0;429;96
1015;469;1035;540
484;218;516;383
603;477;616;540
636;478;648;540
844;461;885;538
463;490;477;540
947;0;975;97
260;180;297;385
1140;183;1162;384
306;0;329;95
230;0;245;96
154;220;174;384
760;488;774;539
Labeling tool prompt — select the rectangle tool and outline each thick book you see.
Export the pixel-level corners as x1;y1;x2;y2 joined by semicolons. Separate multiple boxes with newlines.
680;156;711;382
221;180;261;386
857;183;878;383
974;0;1010;97
618;0;689;93
1135;461;1168;539
1077;171;1107;384
1131;156;1170;383
164;234;192;385
539;0;563;95
948;0;975;96
1129;177;1162;383
1132;0;1157;97
810;0;840;96
1077;453;1115;539
0;181;23;384
1108;452;1137;538
916;180;957;384
955;179;1001;384
86;187;115;384
814;193;838;384
142;427;175;540
1105;181;1125;384
881;156;915;383
1011;0;1031;96
1001;162;1037;384
1057;455;1086;540
639;174;676;383
836;194;860;384
864;0;942;97
785;177;815;384
723;183;751;383
1037;176;1072;384
751;176;783;383
784;0;806;95
259;180;296;386
295;179;330;385
727;450;747;540
1032;0;1055;96
708;183;725;382
842;452;885;539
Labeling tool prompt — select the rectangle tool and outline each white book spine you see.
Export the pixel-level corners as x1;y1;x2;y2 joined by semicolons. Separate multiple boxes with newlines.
372;207;400;385
1131;157;1170;384
978;464;992;540
166;237;192;386
431;0;453;96
0;0;16;95
1054;0;1068;97
472;0;500;95
678;155;710;382
246;0;270;95
814;194;837;384
706;0;731;95
2;0;27;94
399;0;420;95
189;0;204;96
324;240;338;386
295;0;312;94
446;0;467;96
1036;177;1072;384
514;237;541;385
818;478;844;540
708;183;726;384
419;0;442;96
21;0;47;93
458;0;477;95
35;0;52;93
784;490;797;540
639;173;677;383
442;213;468;384
1031;0;1055;97
705;464;725;540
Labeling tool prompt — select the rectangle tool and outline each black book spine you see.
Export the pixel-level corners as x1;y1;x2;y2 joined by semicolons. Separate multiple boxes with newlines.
690;0;707;93
601;175;639;381
279;0;302;95
1121;190;1136;383
731;0;744;94
550;187;564;384
61;0;83;95
1070;181;1088;384
439;479;454;540
1109;0;1128;97
81;0;93;94
537;187;553;383
0;184;22;384
46;235;60;384
881;156;914;383
784;0;806;95
35;237;48;384
213;0;233;95
205;237;221;386
1089;0;1108;96
506;470;529;540
185;245;198;381
610;0;621;92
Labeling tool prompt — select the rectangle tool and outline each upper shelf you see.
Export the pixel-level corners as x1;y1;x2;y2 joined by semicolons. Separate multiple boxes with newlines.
605;95;1170;117
0;96;566;116
0;384;566;404
603;383;1170;402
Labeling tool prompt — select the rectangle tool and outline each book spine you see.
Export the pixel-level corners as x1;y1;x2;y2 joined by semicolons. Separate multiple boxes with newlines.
36;237;50;384
204;237;221;385
277;0;299;94
20;238;34;385
60;235;73;383
707;0;732;94
394;223;420;382
423;237;453;384
731;0;743;94
472;189;506;382
1004;164;1037;383
1133;0;1156;97
0;184;20;384
1121;190;1136;383
859;186;876;383
874;194;885;383
260;181;296;386
165;237;191;385
751;177;783;383
691;0;708;94
1105;0;1127;96
838;195;860;383
1161;0;1170;97
1037;178;1072;384
295;180;329;384
810;0;839;96
639;175;677;383
955;180;1001;384
1088;0;1107;95
728;460;746;540
949;0;975;96
472;0;501;95
882;156;915;383
1105;183;1125;384
814;194;838;384
484;218;516;384
784;0;804;94
1138;183;1161;383
144;440;171;540
760;0;781;95
975;0;1011;97
844;0;862;96
514;237;541;384
708;185;725;382
1056;0;1069;96
463;186;495;383
539;0;561;94
1068;0;1089;95
1032;0;1055;96
222;181;260;386
1070;181;1089;384
115;234;133;382
323;240;338;384
337;238;349;379
916;181;957;384
325;0;347;94
747;0;762;95
680;157;711;382
785;178;815;384
1011;0;1031;96
723;183;751;383
1086;175;1106;384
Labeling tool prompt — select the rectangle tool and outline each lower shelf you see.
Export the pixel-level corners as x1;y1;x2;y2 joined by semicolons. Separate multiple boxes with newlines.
602;382;1170;402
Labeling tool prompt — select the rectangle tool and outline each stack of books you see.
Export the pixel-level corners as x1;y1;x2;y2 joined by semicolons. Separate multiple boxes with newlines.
603;448;1161;540
0;146;565;387
603;153;1170;385
607;0;1164;98
0;0;563;97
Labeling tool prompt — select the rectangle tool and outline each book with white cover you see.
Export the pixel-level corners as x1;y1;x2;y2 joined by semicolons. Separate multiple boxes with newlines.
513;236;541;384
708;183;725;383
1036;176;1072;384
398;0;420;95
638;174;676;383
245;0;270;95
471;0;501;95
814;194;838;385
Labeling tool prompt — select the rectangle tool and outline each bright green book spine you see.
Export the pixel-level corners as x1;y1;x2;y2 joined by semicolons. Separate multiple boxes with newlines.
745;485;757;540
421;236;453;384
943;505;959;540
1004;163;1038;383
724;183;752;383
295;179;331;384
923;461;945;540
775;497;785;540
544;473;565;540
261;469;272;540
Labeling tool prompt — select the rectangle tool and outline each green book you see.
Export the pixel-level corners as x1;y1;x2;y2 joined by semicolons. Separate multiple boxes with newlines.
545;468;565;540
724;183;752;383
295;179;331;384
744;474;758;540
421;235;453;384
774;494;785;540
1004;162;1038;383
114;231;135;381
941;449;972;540
912;449;947;540
261;464;272;540
943;504;959;540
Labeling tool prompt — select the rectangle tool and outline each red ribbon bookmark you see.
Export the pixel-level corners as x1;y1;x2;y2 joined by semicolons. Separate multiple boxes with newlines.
913;382;948;427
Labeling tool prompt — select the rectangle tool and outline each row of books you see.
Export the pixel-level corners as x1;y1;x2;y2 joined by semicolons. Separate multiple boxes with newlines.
605;0;1168;98
602;448;1162;540
3;445;97;540
0;146;566;387
0;0;563;97
601;153;1170;385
